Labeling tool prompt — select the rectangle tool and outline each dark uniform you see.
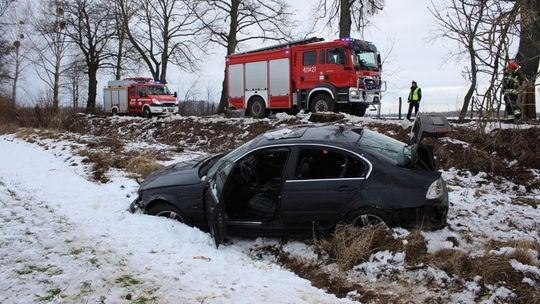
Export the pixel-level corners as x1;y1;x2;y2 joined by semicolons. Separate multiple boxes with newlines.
407;81;422;120
502;61;522;121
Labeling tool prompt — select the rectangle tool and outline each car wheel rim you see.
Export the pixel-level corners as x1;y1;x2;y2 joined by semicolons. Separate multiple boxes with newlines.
315;100;328;112
156;210;184;222
354;214;386;228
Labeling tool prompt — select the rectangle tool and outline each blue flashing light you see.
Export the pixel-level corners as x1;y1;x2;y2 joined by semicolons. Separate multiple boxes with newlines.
154;80;161;84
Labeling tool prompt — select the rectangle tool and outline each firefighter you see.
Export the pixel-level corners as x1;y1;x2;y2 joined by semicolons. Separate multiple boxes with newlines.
407;81;422;120
502;60;522;122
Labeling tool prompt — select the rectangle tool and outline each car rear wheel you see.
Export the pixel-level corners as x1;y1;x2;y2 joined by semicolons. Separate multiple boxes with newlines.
112;108;119;116
147;202;185;223
348;209;389;228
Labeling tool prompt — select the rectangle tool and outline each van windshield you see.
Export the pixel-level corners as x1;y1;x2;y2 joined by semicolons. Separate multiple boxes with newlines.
357;129;412;167
146;85;171;95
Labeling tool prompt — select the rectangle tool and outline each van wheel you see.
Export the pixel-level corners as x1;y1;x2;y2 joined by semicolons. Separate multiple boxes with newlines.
347;208;389;228
248;97;267;119
147;202;185;223
310;94;333;113
111;108;119;116
142;107;152;118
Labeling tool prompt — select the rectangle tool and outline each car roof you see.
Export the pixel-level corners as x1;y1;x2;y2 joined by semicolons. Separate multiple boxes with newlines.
252;124;363;148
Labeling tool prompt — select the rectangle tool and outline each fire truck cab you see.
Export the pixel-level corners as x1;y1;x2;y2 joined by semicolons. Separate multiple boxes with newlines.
226;37;385;118
103;77;178;117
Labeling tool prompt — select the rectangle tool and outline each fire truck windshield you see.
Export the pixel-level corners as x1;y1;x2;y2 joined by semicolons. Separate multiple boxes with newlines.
146;85;171;95
351;50;378;70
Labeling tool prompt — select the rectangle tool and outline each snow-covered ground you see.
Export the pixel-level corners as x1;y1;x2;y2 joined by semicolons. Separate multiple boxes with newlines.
0;136;352;304
1;115;539;303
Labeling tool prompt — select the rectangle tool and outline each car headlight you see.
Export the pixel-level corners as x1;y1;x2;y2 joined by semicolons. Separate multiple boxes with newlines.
426;178;443;200
350;89;359;97
152;98;161;105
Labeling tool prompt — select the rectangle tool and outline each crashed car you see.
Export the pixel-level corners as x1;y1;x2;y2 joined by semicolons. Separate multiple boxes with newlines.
130;113;451;246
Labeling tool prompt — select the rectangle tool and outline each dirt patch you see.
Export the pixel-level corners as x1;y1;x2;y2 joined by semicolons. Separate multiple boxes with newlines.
404;230;427;264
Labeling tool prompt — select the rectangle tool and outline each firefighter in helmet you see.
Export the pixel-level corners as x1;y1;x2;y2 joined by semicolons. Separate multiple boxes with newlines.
407;81;422;120
502;60;522;122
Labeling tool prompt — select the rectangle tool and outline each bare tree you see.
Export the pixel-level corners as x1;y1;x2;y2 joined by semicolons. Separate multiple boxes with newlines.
191;0;294;113
0;0;15;17
118;0;204;83
63;0;116;113
314;0;384;39
430;1;487;120
27;0;69;110
63;56;86;109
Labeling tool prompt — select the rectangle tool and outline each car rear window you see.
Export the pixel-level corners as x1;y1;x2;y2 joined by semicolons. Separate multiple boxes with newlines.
357;129;411;167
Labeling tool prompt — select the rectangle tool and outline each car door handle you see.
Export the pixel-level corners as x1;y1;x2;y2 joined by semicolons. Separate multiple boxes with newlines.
337;185;353;191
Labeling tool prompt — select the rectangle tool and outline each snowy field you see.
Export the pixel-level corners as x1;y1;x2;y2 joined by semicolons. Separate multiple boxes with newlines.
0;114;539;303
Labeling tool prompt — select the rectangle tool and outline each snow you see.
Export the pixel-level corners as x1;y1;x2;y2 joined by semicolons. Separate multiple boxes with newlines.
0;136;352;304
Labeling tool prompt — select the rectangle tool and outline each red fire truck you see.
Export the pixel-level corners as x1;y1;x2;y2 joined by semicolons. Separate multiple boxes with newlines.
226;37;385;118
103;77;178;117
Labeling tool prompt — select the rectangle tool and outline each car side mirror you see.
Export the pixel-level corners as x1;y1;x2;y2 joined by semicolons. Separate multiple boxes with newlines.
174;92;177;98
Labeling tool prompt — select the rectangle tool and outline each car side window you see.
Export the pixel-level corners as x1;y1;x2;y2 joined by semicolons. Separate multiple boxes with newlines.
138;86;145;97
129;87;137;97
295;148;366;180
303;51;316;66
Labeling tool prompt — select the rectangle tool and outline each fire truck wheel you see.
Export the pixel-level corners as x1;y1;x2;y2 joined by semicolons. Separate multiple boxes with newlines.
142;107;152;118
310;94;333;113
248;97;267;119
111;108;119;116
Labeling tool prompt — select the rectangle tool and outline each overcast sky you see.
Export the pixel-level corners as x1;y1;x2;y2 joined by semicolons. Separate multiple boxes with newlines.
17;0;538;114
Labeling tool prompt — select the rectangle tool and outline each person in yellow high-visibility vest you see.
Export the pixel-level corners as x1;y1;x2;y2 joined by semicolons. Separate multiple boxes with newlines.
407;81;422;120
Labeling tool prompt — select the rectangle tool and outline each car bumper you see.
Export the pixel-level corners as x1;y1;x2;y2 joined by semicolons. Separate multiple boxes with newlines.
129;196;143;213
149;105;178;114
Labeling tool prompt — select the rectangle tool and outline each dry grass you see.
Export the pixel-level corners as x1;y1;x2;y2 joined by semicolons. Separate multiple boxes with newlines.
404;230;427;264
317;225;401;270
125;156;164;179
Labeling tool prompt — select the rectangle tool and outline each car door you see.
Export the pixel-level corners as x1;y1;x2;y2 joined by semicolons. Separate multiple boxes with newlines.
204;160;234;248
279;146;369;232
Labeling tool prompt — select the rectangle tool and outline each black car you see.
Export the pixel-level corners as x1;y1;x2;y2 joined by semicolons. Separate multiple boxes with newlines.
130;113;451;247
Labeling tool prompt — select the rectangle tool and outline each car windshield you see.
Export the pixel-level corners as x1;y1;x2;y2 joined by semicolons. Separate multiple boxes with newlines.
358;129;412;167
204;138;256;179
146;85;171;95
351;50;378;70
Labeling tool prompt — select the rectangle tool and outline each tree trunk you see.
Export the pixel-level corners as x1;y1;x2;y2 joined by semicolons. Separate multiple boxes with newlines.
53;51;61;110
459;54;477;120
11;44;20;106
115;28;125;80
339;0;352;39
218;0;239;114
86;67;97;113
515;0;540;119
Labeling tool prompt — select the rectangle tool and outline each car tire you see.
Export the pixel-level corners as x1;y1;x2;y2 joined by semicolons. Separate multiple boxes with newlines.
347;208;389;228
310;94;333;113
146;202;185;223
142;107;152;118
248;97;267;119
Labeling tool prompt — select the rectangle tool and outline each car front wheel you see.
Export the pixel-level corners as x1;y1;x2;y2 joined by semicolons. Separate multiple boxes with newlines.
147;202;185;223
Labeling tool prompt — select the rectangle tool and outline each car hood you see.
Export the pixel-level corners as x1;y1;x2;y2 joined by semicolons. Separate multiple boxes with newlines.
139;155;209;191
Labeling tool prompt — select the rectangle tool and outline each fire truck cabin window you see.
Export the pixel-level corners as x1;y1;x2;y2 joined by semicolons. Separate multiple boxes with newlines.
138;86;145;97
319;49;325;64
130;87;136;96
303;51;316;66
